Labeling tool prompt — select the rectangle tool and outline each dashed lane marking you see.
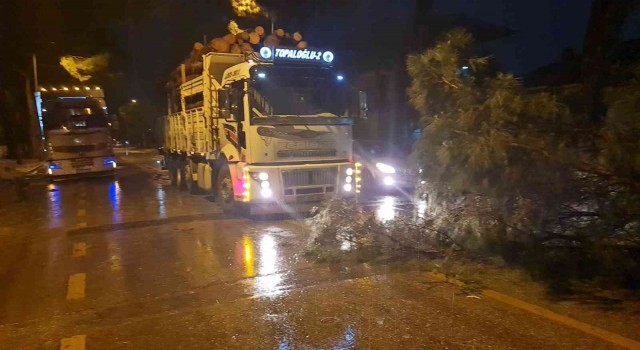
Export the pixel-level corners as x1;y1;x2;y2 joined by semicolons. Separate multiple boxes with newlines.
110;255;122;272
60;334;85;350
72;242;87;258
66;273;86;300
77;209;86;217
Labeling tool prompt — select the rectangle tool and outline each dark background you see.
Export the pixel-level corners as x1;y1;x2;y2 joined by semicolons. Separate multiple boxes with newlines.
1;0;639;148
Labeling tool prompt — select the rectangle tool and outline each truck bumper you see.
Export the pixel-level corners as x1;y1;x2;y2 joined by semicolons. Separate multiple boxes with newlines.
47;157;117;176
235;161;359;214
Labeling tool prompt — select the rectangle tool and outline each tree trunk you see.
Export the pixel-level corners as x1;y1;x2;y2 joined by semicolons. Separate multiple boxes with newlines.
581;0;637;121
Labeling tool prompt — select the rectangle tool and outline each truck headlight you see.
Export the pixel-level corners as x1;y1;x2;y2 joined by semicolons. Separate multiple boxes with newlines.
343;183;352;192
261;188;273;198
383;176;394;186
258;172;269;181
376;162;396;174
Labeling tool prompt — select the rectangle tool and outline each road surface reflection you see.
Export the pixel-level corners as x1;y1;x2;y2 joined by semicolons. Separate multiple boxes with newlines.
46;183;62;228
278;325;357;350
239;231;289;298
108;180;122;223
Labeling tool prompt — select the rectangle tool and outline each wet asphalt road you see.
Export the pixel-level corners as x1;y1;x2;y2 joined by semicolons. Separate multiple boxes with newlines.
0;150;625;349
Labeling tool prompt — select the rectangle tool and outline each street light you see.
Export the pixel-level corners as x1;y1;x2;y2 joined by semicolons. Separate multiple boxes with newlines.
131;99;137;103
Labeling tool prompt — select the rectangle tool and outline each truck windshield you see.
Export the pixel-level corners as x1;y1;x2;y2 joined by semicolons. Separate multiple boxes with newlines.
248;65;353;125
42;97;109;131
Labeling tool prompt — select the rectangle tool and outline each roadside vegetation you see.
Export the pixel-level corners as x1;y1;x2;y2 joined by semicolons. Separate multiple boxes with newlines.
307;29;640;293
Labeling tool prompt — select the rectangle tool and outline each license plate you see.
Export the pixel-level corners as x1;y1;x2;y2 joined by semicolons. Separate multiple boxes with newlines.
297;194;324;203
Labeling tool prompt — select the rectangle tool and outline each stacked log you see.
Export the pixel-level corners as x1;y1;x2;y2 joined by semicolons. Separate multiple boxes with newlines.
179;26;311;81
194;26;309;56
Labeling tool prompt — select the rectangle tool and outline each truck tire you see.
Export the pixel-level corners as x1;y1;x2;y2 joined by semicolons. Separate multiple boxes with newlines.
168;157;178;186
176;159;187;190
216;164;236;214
185;161;199;194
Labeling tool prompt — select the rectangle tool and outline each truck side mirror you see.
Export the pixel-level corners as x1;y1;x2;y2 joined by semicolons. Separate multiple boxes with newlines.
218;89;232;120
359;91;368;119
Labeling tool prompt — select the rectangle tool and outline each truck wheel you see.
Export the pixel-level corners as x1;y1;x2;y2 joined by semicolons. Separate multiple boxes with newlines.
185;161;199;194
176;160;187;190
216;165;236;214
168;157;178;186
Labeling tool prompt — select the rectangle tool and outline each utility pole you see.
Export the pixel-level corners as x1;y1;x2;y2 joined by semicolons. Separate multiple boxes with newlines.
26;53;42;159
32;54;38;90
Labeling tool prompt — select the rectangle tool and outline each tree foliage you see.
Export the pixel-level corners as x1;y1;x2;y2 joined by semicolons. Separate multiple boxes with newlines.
408;29;640;288
231;0;262;17
118;101;154;146
60;54;109;82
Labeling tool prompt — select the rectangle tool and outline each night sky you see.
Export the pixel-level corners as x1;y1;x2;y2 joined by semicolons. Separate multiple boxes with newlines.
10;1;639;116
124;1;615;107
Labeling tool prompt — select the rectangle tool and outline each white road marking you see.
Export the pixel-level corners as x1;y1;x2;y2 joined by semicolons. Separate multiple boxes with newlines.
72;243;87;258
60;335;85;350
66;273;86;300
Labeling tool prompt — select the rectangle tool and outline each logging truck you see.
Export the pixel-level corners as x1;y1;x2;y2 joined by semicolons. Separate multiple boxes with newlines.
162;46;367;215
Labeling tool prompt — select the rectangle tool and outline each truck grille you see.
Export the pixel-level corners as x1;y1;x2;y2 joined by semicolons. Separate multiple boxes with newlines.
277;149;337;158
282;168;337;188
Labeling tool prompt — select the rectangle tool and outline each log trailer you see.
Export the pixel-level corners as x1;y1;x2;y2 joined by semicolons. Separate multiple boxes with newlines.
162;46;366;215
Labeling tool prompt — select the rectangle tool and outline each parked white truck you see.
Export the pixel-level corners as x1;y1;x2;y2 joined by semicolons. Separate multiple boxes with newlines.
35;86;116;176
162;47;366;215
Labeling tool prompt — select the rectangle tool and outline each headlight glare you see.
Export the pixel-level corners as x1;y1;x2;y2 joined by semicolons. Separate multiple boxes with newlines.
376;162;396;174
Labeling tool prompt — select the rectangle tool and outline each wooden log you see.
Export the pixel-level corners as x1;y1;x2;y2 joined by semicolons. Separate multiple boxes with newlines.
189;51;202;61
296;41;308;49
255;26;265;36
210;38;230;53
223;34;236;44
193;42;204;51
280;33;297;47
230;44;242;54
239;31;250;41
263;34;279;47
293;32;302;42
235;33;245;44
275;28;285;38
249;32;260;45
240;43;254;52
